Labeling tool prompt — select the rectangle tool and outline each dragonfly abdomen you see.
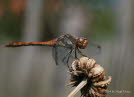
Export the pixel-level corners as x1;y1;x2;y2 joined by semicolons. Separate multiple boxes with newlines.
5;40;56;47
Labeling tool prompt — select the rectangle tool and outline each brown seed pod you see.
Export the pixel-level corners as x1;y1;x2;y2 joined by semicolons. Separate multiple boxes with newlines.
67;57;112;97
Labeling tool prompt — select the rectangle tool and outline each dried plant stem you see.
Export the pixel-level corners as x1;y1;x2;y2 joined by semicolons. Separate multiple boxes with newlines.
67;79;87;97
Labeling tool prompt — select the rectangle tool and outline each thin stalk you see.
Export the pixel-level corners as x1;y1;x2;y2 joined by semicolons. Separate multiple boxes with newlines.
67;79;87;97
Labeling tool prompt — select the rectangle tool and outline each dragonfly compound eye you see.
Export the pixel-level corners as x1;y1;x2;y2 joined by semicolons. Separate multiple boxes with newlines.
77;38;88;49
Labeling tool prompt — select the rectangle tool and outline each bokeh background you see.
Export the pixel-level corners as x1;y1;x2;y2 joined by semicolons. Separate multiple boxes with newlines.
0;0;134;97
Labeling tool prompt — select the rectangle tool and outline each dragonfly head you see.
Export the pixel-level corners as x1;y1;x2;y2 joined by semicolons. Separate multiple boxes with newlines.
77;37;88;49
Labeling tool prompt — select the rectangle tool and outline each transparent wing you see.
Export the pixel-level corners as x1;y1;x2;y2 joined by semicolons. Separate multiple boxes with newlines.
52;46;74;66
52;34;77;66
52;47;59;65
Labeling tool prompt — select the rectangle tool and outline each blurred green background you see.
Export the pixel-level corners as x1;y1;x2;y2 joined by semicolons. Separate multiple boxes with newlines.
0;0;134;97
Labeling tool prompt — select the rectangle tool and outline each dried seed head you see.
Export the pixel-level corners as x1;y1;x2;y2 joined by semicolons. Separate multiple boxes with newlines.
89;64;104;78
72;60;80;71
87;59;96;69
79;57;96;71
67;57;112;97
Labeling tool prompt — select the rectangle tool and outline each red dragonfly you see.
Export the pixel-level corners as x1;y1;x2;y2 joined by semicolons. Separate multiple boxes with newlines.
5;34;88;68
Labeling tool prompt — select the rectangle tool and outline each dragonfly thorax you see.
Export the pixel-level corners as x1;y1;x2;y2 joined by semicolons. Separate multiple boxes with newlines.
77;37;88;49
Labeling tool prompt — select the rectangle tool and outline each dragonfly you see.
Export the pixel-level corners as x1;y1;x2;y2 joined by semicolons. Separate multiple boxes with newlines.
5;34;88;68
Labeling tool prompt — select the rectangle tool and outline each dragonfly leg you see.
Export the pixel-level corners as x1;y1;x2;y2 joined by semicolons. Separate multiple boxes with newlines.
77;48;87;57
